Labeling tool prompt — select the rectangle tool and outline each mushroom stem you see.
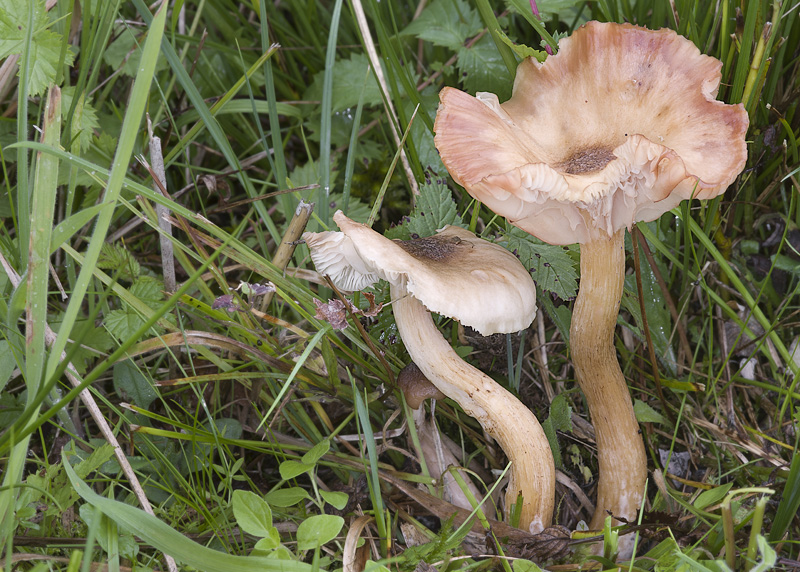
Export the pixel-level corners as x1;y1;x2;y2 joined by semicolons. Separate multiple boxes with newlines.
570;230;647;531
391;284;555;532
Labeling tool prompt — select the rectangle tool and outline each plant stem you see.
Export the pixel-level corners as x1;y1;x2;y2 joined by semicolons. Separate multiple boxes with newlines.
571;230;647;533
391;285;554;532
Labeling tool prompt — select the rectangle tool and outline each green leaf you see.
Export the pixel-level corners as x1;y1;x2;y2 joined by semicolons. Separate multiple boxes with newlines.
254;528;282;551
513;559;544;572
113;359;157;409
232;490;273;537
502;228;578;300
97;243;140;280
304;53;383;113
61;87;99;153
0;0;75;96
131;276;166;310
541;417;561;469
0;341;17;393
693;482;733;510
494;29;545;63
295;515;344;550
320;490;348;510
406;181;465;238
62;450;314;571
279;460;314;480
622;244;677;376
633;399;666;425
549;394;572;432
265;487;311;508
301;439;330;466
401;0;482;51
102;24;169;77
456;35;513;99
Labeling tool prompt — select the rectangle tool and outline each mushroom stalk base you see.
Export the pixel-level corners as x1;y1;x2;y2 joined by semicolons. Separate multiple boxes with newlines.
392;284;555;532
571;230;647;532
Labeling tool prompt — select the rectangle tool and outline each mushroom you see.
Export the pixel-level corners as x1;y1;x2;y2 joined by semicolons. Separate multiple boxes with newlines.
398;362;484;512
433;21;748;540
304;211;555;532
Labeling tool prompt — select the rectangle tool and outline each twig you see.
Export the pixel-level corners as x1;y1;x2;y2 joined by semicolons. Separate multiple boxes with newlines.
259;200;314;312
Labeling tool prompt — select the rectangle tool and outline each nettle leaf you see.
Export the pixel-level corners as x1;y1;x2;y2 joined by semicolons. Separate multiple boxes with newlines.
131;276;166;310
61;87;99;153
0;0;75;96
456;35;513;99
105;277;168;341
406;181;465;238
401;0;482;51
502;228;578;300
97;243;140;281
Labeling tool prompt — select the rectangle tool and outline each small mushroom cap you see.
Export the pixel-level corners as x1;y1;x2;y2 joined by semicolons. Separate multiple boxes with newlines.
434;21;749;245
397;362;446;409
303;210;537;336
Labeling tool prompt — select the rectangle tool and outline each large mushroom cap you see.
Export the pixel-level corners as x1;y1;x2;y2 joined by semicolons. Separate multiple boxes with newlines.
303;211;537;336
434;21;749;245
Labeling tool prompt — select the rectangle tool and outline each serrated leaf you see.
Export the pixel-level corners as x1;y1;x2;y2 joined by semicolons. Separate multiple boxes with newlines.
130;276;166;310
406;181;465;238
105;307;144;342
97;243;140;280
320;490;348;510
456;35;513;99
61;87;100;153
113;359;157;409
633;399;666;425
401;0;482;51
279;460;314;480
265;487;311;507
296;515;344;550
0;0;75;96
502;228;578;300
495;28;546;63
232;490;273;537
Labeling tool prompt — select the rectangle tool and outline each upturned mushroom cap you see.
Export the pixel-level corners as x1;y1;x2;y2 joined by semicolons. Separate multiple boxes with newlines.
434;21;749;245
304;211;537;336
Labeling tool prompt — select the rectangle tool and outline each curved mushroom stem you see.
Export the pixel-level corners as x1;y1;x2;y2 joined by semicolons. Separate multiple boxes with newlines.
391;284;555;533
571;230;647;535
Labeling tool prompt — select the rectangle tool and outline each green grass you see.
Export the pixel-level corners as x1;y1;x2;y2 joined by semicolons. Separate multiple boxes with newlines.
0;0;798;570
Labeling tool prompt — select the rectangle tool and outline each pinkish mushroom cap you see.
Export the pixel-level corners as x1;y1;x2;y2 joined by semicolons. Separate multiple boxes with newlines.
434;21;749;245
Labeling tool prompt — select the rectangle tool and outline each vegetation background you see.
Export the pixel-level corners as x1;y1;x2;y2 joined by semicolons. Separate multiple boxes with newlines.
0;0;798;570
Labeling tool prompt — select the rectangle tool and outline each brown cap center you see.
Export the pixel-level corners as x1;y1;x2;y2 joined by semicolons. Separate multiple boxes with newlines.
556;146;616;175
396;234;464;262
